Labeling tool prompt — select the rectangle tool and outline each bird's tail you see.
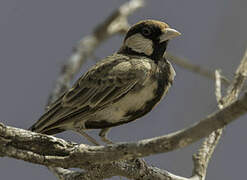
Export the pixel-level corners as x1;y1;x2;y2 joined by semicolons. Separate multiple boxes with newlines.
28;100;66;135
29;124;65;135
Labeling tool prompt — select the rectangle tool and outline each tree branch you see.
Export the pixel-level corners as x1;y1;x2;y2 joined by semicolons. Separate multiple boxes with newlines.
166;53;230;86
48;159;189;180
191;49;247;180
1;90;247;170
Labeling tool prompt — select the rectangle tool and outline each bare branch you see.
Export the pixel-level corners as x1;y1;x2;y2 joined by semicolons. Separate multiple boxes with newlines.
192;129;223;180
1;91;247;170
215;69;224;108
48;159;188;180
223;49;247;104
192;49;247;180
166;53;230;86
48;167;78;180
192;70;224;180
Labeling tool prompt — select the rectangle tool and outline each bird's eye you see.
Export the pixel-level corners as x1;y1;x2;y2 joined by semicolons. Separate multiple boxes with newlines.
142;27;152;36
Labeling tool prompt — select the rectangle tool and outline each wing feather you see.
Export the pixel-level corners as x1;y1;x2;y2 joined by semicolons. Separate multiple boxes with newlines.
30;54;150;134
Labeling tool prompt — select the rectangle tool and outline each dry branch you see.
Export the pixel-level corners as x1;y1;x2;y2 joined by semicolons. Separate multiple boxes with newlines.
49;159;189;180
192;49;247;180
1;91;247;170
166;53;230;86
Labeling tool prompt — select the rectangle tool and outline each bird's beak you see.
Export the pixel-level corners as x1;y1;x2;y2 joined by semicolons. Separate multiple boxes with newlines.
159;28;181;43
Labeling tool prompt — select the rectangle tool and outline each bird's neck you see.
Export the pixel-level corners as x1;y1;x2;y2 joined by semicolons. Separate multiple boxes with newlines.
118;41;168;63
151;41;168;63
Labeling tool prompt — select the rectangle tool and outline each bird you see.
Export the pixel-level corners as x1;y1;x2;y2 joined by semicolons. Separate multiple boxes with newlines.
29;20;181;145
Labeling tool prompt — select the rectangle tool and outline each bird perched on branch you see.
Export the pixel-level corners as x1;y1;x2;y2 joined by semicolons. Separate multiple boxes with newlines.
29;20;181;145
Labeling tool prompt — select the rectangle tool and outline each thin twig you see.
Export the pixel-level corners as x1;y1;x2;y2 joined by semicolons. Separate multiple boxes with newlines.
215;69;223;108
166;53;230;86
223;50;247;104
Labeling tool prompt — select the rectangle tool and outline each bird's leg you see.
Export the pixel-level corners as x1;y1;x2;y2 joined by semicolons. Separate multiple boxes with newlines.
99;128;113;144
75;128;100;146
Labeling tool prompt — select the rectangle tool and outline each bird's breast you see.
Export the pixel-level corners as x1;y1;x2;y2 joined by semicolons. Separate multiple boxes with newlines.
94;78;158;124
84;60;174;129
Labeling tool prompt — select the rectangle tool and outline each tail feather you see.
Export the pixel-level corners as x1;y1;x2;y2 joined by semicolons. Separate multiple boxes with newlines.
29;117;65;135
29;102;68;134
29;92;91;135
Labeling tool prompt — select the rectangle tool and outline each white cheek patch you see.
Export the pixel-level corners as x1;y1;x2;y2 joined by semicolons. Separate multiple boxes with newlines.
125;33;153;56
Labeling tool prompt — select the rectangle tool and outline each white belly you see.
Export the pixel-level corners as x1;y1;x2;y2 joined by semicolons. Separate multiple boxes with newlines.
95;79;158;123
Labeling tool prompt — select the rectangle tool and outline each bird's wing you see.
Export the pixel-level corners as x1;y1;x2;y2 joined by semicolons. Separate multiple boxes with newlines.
30;54;151;133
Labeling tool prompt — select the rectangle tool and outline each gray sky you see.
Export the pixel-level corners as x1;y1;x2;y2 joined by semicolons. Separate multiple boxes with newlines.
1;0;247;179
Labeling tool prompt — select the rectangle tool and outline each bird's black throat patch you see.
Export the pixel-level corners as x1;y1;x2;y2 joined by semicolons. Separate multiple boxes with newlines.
151;40;168;63
118;40;168;64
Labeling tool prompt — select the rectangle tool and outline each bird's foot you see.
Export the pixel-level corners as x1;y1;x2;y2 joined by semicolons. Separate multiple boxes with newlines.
99;128;114;144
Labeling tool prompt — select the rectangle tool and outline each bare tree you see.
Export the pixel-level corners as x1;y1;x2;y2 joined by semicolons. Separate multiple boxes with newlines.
1;0;246;179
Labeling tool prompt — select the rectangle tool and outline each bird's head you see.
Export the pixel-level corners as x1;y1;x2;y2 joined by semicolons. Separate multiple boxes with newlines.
118;20;181;62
